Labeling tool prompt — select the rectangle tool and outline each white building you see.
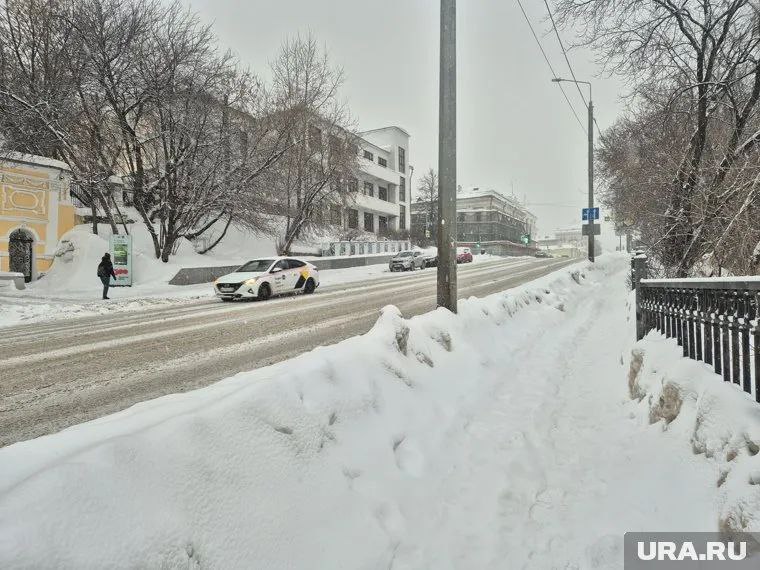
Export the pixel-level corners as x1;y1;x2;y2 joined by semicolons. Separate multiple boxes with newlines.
342;126;410;237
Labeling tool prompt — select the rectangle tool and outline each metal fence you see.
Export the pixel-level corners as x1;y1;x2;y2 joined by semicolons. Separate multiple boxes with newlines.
636;276;760;401
321;240;411;257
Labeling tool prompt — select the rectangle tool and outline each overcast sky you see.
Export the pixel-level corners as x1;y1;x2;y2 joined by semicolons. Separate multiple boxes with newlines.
184;0;626;243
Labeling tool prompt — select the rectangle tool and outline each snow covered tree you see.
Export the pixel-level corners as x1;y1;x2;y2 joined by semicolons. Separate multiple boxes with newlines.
557;0;760;276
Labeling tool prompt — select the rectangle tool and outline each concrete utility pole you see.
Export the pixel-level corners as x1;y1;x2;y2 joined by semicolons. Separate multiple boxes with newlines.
438;0;457;312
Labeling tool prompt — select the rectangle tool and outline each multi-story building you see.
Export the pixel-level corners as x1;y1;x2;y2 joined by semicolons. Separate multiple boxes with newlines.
0;153;76;282
411;186;537;255
339;126;410;238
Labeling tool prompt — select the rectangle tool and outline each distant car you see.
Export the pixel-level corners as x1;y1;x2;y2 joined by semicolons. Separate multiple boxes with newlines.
456;247;473;263
534;250;551;258
389;250;425;271
214;257;320;301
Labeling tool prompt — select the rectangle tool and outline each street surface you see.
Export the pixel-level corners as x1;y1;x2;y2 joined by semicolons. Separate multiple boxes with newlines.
0;257;576;446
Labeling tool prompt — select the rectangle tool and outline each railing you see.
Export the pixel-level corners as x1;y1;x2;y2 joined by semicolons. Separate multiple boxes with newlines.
321;240;411;257
636;276;760;401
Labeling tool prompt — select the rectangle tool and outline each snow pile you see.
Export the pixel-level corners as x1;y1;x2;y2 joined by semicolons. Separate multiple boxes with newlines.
0;257;637;569
627;330;760;532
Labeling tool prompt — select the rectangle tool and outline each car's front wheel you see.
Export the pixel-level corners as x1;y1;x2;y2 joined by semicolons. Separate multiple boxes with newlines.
304;278;316;294
258;283;272;301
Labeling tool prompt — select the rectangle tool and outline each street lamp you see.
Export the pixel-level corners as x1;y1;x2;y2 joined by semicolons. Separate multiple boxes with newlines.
552;77;595;262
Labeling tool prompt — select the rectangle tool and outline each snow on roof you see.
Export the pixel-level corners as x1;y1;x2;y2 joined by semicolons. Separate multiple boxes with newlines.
360;125;410;137
0;151;70;172
457;187;536;218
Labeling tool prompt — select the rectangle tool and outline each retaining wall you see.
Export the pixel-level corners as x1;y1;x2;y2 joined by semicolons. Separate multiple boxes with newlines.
169;254;396;286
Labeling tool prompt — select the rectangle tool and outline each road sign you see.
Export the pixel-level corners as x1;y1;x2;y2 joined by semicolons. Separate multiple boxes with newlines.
582;207;600;221
581;223;601;236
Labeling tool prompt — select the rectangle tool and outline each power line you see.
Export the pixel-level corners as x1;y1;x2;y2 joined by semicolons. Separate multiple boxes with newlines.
543;0;587;109
514;0;586;135
542;0;605;139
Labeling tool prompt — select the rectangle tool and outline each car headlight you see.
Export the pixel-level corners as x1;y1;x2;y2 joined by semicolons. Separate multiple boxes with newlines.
244;278;258;285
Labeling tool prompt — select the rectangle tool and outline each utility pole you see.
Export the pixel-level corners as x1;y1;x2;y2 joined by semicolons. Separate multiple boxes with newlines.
438;0;457;311
587;98;595;262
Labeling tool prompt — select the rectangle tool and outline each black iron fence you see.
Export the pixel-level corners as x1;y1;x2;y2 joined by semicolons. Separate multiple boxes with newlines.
636;275;760;401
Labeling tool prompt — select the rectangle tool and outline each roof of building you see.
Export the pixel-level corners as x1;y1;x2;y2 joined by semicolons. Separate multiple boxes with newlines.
0;151;71;172
457;186;536;219
360;125;411;138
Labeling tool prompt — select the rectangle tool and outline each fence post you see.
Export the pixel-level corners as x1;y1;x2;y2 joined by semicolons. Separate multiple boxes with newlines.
632;253;648;340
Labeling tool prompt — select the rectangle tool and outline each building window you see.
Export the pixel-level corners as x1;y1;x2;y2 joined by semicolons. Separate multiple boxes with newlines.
347;209;359;229
457;212;465;222
363;181;374;197
363;150;373;161
399;204;406;230
364;212;374;232
399;176;406;202
379;186;388;201
347;177;358;193
475;212;482;222
379;215;388;235
330;205;342;226
378;157;387;168
398;147;406;173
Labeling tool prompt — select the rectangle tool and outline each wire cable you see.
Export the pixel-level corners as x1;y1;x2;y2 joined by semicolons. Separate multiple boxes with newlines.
514;0;586;135
543;0;588;109
543;0;605;139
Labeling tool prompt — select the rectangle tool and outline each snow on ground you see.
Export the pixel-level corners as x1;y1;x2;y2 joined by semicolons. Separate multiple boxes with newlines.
0;255;734;569
628;328;760;533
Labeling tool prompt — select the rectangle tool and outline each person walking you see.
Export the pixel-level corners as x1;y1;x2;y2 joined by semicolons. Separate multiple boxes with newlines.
97;253;116;300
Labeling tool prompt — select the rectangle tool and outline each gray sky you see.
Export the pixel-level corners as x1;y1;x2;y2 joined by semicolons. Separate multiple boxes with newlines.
185;0;626;244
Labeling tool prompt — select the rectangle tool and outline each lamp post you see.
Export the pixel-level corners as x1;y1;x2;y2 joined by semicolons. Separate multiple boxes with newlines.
552;77;595;262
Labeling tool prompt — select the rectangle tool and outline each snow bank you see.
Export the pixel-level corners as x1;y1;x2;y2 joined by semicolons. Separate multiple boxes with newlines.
0;257;627;569
627;328;760;532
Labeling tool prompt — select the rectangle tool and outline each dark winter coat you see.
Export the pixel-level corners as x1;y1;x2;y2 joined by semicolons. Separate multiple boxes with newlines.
97;255;116;280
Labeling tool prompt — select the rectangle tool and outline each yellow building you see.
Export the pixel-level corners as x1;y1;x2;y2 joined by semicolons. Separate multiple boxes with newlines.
0;153;76;282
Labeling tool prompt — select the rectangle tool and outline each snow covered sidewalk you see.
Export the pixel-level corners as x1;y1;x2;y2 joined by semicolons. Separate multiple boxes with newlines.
0;256;726;569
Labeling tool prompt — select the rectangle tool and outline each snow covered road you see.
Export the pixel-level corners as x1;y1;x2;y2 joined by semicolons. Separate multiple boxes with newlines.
0;256;575;446
0;256;724;569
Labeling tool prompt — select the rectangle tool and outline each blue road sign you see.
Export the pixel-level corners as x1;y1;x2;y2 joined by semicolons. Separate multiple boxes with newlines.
582;207;600;221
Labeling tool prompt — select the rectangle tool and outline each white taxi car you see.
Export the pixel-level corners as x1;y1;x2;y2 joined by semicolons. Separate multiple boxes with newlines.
214;257;320;301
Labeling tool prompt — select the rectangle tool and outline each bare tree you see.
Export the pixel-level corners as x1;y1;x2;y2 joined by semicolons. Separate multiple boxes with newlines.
0;0;122;234
264;33;360;255
412;168;438;246
557;0;760;276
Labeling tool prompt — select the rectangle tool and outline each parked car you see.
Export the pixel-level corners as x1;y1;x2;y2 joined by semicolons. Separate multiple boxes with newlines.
534;250;552;258
214;257;320;301
456;247;473;263
389;250;425;271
